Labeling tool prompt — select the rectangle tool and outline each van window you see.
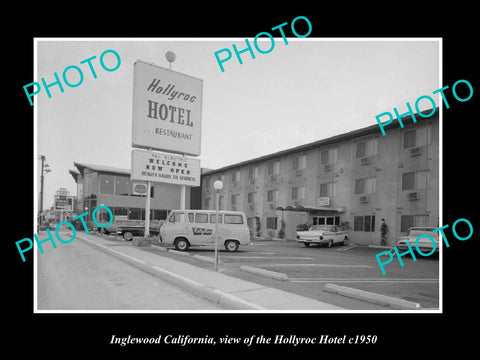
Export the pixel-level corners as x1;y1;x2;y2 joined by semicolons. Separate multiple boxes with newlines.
188;213;194;223
209;214;223;223
195;213;208;223
170;212;186;223
224;214;244;224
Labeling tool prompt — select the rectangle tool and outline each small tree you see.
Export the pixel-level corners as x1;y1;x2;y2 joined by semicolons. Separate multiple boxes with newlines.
255;216;261;237
340;221;350;231
278;219;286;240
380;219;389;246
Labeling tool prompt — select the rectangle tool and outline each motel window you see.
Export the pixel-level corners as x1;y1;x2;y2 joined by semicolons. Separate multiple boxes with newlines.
231;194;239;205
313;216;340;226
320;148;338;165
403;126;432;149
115;176;130;196
403;130;416;149
267;190;278;202
267;161;280;175
205;177;211;189
266;217;278;230
355;177;376;194
355;138;377;158
248;166;258;179
219;196;225;210
292;155;306;170
320;182;336;197
99;174;115;195
292;186;305;200
153;209;168;220
402;170;428;190
356;142;367;158
114;207;128;216
353;215;375;232
401;214;427;232
247;192;257;204
232;170;240;183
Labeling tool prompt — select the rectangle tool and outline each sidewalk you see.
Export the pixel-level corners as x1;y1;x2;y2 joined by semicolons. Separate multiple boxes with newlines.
75;232;344;311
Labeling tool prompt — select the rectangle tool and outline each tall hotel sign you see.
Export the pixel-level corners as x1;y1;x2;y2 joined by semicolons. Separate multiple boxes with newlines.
131;60;202;187
131;60;202;156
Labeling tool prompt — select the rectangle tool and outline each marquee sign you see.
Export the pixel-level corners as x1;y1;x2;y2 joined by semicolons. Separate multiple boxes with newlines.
131;149;201;187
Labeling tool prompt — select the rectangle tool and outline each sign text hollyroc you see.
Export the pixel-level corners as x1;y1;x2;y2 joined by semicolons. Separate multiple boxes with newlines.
131;60;203;156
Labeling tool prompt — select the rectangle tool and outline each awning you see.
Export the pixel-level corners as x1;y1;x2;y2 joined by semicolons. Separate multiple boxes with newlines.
276;205;346;213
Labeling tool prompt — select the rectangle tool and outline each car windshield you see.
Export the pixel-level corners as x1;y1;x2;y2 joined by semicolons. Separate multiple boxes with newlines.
310;225;336;232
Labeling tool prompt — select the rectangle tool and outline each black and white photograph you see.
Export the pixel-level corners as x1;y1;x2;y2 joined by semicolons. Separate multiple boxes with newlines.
8;7;478;356
32;37;442;313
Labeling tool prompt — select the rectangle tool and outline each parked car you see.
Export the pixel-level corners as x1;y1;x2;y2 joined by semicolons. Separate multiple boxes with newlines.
296;224;349;247
97;219;139;235
396;227;439;254
117;225;161;241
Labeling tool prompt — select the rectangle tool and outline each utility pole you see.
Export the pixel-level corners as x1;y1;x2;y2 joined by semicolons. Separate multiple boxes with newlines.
39;155;51;226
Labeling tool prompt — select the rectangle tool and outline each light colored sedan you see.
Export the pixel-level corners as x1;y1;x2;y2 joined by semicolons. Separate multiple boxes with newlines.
396;227;439;254
296;225;349;248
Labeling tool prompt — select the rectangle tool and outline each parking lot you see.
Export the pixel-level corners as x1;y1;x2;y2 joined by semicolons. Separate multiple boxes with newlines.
99;232;440;310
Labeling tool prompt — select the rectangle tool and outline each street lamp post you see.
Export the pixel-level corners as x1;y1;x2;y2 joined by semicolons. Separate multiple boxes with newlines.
213;180;223;271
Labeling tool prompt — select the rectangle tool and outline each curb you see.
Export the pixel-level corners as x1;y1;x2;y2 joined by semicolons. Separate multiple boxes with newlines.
368;245;393;250
323;283;421;310
167;249;190;257
150;245;168;252
240;265;288;281
193;254;224;266
78;235;265;310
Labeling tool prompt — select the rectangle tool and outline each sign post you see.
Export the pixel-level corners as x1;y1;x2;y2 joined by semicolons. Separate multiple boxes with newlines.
131;57;203;237
145;181;151;237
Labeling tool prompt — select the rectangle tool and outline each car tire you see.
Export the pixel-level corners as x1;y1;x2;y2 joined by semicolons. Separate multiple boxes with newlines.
123;231;134;241
225;240;239;252
342;236;348;245
304;243;310;247
174;238;190;251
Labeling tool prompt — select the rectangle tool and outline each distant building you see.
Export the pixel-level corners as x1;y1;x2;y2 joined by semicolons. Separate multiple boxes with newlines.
52;187;77;222
69;162;202;224
201;110;439;246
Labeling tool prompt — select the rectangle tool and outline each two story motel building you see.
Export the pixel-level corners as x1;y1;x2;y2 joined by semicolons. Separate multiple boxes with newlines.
201;110;439;246
68;109;438;246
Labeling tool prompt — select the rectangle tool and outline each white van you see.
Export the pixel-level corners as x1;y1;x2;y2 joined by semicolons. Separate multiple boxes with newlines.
160;210;250;252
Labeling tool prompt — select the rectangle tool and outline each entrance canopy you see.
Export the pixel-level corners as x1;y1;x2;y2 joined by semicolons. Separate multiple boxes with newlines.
277;205;346;213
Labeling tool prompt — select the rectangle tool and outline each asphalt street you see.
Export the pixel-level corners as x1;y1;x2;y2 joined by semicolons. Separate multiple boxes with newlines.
36;231;225;310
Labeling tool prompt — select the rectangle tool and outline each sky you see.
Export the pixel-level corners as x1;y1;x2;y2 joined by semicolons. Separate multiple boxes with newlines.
36;38;440;209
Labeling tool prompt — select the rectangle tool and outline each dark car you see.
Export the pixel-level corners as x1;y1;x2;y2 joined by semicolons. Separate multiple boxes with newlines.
117;223;162;241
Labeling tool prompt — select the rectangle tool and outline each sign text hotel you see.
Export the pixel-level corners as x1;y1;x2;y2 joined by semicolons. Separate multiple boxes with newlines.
131;60;202;156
